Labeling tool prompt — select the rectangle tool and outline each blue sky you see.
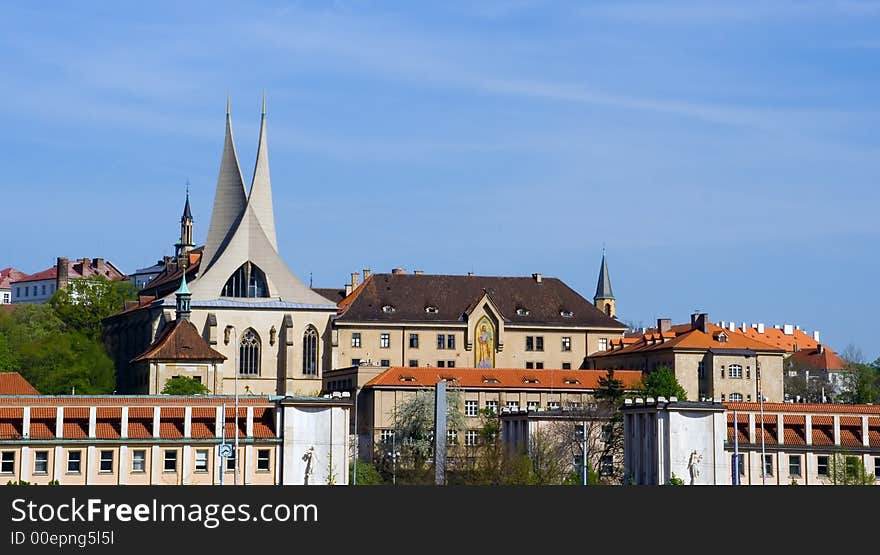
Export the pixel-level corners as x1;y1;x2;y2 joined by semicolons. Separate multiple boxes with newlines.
1;1;879;358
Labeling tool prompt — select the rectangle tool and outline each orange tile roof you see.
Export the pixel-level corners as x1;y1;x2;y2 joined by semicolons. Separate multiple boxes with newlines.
0;373;39;395
29;421;55;439
789;347;845;371
160;421;184;440
724;402;880;415
732;326;820;353
65;407;89;419
839;428;863;448
0;421;22;439
812;427;834;446
364;367;643;390
0;396;272;407
95;421;120;439
783;427;806;445
63;421;87;439
191;421;215;439
594;323;784;357
127;421;152;439
870;429;880;448
0;268;27;290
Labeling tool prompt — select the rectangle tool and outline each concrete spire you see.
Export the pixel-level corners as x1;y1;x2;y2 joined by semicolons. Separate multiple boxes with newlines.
202;98;248;273
247;95;278;251
594;250;614;301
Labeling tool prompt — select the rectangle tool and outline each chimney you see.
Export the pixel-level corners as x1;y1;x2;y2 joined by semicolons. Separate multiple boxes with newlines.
812;330;820;342
691;312;709;333
391;268;406;275
657;318;672;333
783;324;794;336
532;272;542;284
728;321;735;332
350;272;360;288
757;323;765;334
817;343;824;354
93;257;106;275
414;270;424;275
741;322;747;333
362;268;371;281
56;257;69;290
345;284;353;296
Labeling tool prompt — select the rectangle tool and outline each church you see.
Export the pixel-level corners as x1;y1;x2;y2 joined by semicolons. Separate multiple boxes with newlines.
104;99;338;396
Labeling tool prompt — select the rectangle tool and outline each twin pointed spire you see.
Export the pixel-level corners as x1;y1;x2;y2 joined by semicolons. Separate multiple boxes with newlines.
201;95;276;272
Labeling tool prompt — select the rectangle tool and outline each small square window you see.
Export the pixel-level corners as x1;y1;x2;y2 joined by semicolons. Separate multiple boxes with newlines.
465;400;479;417
67;451;82;474
562;363;571;370
164;450;177;472
195;450;209;473
485;401;498;414
408;359;418;367
817;455;829;476
257;449;271;472
526;362;534;369
437;361;446;368
446;361;455;368
380;359;390;367
99;450;114;473
33;451;48;475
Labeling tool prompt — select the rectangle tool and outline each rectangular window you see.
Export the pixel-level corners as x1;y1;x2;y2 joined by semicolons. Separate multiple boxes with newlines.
562;337;571;351
380;359;390;367
598;338;608;351
380;333;390;349
698;361;705;379
526;362;534;369
763;454;773;477
33;451;48;475
506;400;519;411
351;358;361;367
257;449;271;472
351;333;361;348
67;451;82;474
437;360;445;368
446;360;455;368
447;335;455;349
526;336;534;351
562;363;572;370
408;333;419;349
41;284;46;295
728;364;743;379
465;400;479;417
548;401;560;410
99;450;114;473
485;400;498;414
535;337;544;351
437;334;445;349
733;453;745;477
817;455;829;476
408;359;418;367
465;430;479;446
164;450;177;472
131;450;146;473
789;454;801;477
535;362;544;369
380;429;395;444
447;429;457;445
226;454;237;472
527;401;539;411
845;456;858;477
195;450;209;473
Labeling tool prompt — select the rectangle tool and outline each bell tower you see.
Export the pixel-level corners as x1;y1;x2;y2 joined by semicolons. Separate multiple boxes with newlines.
175;185;194;259
594;249;616;318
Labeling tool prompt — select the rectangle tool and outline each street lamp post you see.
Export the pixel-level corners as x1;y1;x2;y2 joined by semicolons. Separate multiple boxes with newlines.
352;385;359;485
226;325;240;486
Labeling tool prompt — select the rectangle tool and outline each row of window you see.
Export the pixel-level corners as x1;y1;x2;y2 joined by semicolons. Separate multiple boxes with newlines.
238;327;319;376
0;449;272;475
731;453;880;479
352;333;576;353
697;363;761;381
463;399;569;417
14;283;55;299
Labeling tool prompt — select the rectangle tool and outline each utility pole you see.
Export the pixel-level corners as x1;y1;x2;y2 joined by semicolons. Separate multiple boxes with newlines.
758;367;766;486
581;419;588;486
733;409;739;485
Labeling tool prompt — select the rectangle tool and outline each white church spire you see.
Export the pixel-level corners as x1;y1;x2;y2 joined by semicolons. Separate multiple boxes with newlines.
201;96;248;273
247;94;278;251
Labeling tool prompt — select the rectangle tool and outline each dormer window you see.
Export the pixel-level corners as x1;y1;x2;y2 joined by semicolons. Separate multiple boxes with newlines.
399;375;416;382
425;306;439;314
716;331;729;343
382;305;396;314
560;310;574;318
516;308;530;316
523;377;540;384
563;378;580;385
482;376;500;384
440;375;457;383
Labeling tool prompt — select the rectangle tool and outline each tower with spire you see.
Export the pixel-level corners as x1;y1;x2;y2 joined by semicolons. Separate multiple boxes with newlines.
175;270;191;321
594;249;616;318
175;184;195;259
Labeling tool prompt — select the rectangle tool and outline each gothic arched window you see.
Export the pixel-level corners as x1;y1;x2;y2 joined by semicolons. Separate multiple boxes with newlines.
302;326;319;376
239;329;261;376
222;262;269;298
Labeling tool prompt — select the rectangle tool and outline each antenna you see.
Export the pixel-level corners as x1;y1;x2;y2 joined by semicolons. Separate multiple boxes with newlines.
309;272;313;288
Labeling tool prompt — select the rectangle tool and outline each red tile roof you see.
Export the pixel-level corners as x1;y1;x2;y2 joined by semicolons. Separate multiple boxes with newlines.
364;367;644;390
29;421;55;439
14;259;125;284
0;396;271;407
0;373;39;395
724;402;880;415
812;427;834;446
131;319;226;362
0;268;27;290
789;347;845;371
732;326;820;353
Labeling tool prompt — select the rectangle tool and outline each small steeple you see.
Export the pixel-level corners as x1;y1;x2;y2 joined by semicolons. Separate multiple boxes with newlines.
594;248;616;318
175;270;192;321
175;184;195;257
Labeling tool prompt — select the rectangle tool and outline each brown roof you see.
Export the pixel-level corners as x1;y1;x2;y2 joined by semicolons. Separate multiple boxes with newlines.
788;347;846;371
0;373;39;395
14;258;126;284
336;273;626;329
131;319;226;362
312;287;347;304
136;249;201;300
364;366;643;390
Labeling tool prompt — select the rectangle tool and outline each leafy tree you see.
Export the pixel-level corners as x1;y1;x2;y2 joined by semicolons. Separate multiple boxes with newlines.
49;277;137;340
837;362;880;405
161;376;209;395
15;332;115;394
391;387;464;478
596;369;626;404
641;365;687;401
828;451;875;485
667;473;685;486
350;461;385;485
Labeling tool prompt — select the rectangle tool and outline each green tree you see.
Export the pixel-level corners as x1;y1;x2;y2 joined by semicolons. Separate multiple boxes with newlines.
837;362;880;405
49;277;137;340
828;451;875;485
15;332;115;394
641;365;687;401
596;369;626;404
350;461;385;485
161;376;210;395
392;387;464;477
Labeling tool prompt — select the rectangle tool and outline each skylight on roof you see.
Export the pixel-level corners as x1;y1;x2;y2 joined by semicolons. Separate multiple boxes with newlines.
425;306;439;314
382;305;396;313
516;308;530;316
560;310;574;318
